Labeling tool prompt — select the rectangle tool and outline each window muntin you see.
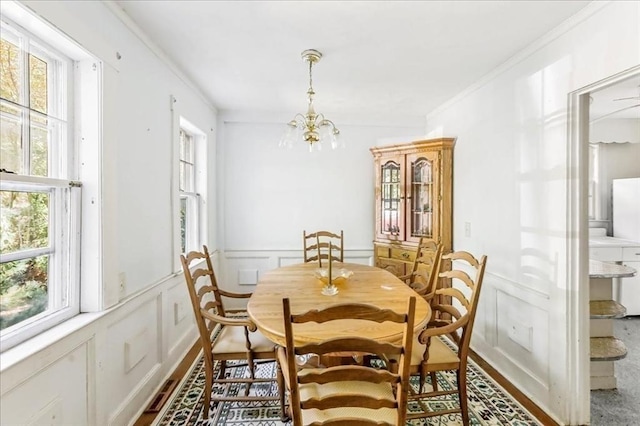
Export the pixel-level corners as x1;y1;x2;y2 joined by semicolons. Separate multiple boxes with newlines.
0;18;78;346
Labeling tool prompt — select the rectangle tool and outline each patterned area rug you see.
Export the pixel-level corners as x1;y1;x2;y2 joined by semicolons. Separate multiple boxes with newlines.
154;350;541;426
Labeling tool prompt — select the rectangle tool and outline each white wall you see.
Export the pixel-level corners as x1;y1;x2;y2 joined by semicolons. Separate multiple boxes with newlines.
0;1;216;424
590;118;640;144
216;113;424;305
424;2;640;424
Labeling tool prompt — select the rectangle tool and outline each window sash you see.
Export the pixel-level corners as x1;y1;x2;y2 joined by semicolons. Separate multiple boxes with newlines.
0;180;80;345
1;18;69;179
179;129;194;192
180;192;200;254
0;16;78;351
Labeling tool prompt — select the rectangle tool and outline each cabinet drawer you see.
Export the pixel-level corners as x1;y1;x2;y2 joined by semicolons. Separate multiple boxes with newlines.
390;248;416;262
622;247;640;262
589;247;623;261
377;258;406;277
376;246;390;259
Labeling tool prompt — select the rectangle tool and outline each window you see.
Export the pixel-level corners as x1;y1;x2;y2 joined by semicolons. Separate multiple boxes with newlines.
179;127;200;254
0;17;80;349
588;143;599;220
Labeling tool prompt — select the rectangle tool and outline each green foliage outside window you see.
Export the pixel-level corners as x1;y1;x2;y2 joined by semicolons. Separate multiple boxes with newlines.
0;36;51;331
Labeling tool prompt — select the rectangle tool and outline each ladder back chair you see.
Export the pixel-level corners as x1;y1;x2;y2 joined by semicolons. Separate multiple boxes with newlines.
180;246;286;420
399;237;443;303
303;230;344;267
278;297;416;426
405;250;487;425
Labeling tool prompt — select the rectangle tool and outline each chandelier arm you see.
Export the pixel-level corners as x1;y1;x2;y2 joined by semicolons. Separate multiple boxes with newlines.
319;117;340;132
292;113;307;124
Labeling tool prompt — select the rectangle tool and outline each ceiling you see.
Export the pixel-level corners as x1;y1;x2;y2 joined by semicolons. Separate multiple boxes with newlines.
590;74;640;121
113;1;599;120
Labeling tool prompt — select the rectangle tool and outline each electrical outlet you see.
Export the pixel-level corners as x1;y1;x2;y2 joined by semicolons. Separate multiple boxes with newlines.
118;272;126;294
464;222;471;238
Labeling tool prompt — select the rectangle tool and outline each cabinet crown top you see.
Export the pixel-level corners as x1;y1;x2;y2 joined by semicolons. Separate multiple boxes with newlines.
370;137;456;155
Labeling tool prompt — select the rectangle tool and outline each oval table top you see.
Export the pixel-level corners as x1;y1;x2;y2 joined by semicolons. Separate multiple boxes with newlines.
246;262;431;346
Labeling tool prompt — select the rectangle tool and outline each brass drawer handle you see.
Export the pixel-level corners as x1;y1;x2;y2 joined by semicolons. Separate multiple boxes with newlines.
402;252;409;259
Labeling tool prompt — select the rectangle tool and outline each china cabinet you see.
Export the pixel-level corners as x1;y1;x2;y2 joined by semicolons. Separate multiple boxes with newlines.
370;138;455;277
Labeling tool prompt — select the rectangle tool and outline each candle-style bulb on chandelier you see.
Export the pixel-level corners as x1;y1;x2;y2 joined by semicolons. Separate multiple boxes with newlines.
279;49;341;152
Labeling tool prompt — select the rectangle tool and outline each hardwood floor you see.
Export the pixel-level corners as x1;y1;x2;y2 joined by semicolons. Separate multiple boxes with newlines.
133;342;559;426
133;340;201;426
469;349;559;426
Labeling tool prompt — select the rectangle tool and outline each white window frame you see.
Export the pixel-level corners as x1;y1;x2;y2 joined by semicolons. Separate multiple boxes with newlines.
179;127;198;253
0;16;80;351
178;117;206;255
588;143;599;220
0;0;102;352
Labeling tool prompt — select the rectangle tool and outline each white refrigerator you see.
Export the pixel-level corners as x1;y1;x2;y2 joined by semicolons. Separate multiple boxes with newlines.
612;177;640;315
613;177;640;242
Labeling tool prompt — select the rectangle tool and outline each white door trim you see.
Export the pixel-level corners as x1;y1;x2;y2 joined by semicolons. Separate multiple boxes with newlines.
567;64;640;424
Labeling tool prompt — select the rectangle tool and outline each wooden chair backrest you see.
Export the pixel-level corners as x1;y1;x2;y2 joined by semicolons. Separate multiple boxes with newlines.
303;230;344;267
283;297;416;426
425;251;487;359
180;246;227;366
407;238;443;301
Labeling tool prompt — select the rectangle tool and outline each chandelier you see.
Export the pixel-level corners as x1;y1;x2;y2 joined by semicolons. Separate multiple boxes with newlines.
279;49;341;152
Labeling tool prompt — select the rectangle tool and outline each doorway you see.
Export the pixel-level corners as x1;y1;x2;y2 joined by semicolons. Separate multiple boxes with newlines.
576;67;640;425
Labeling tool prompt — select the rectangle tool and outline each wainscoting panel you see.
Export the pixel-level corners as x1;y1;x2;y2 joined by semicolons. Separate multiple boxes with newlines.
107;296;159;381
105;296;161;424
0;343;88;425
472;272;552;409
165;280;195;359
495;289;549;385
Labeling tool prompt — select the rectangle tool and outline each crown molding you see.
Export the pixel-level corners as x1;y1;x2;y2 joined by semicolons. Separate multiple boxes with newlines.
427;1;612;120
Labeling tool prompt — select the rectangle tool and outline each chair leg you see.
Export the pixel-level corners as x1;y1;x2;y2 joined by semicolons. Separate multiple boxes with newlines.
430;372;438;391
457;368;469;426
218;360;227;380
203;365;212;420
244;354;256;396
276;359;289;421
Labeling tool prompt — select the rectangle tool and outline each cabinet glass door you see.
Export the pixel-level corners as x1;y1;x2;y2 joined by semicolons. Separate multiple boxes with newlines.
407;152;439;243
380;160;402;237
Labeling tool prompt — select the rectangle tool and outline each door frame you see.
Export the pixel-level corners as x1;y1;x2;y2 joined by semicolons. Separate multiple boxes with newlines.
567;64;640;424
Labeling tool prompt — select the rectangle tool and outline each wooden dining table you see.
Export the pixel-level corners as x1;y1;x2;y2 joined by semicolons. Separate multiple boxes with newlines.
246;262;431;346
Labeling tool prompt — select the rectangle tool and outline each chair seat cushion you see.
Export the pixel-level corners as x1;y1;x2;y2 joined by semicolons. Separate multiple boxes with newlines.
411;335;460;367
212;325;275;354
297;370;397;424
